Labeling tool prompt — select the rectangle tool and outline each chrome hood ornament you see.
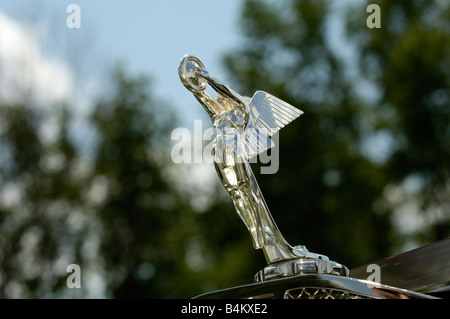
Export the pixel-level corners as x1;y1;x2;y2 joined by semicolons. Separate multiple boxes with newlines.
178;55;348;282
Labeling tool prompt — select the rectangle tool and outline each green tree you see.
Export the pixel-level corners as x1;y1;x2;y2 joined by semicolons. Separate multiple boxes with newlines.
88;67;257;297
0;66;258;298
0;103;85;297
346;0;450;244
222;0;450;269
85;67;197;297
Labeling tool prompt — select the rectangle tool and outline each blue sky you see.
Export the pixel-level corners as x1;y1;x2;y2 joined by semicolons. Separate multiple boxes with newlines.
0;0;243;125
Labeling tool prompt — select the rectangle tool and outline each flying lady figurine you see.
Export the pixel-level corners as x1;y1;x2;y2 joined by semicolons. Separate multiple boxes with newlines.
178;55;348;281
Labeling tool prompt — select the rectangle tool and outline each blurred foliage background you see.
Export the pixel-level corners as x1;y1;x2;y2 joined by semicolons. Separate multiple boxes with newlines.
0;0;449;298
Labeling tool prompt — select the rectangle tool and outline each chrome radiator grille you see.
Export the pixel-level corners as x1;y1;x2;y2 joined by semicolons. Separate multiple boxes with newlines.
284;287;370;299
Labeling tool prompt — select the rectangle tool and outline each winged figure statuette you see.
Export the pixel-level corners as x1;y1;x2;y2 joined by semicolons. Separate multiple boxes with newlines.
178;55;348;280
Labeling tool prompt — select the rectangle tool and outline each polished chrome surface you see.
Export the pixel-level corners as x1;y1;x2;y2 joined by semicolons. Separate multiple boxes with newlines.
255;253;349;283
193;274;438;299
178;55;348;280
350;237;450;292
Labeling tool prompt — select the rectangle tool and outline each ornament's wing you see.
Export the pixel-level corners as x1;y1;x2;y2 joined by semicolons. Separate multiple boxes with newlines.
248;91;303;136
240;91;302;160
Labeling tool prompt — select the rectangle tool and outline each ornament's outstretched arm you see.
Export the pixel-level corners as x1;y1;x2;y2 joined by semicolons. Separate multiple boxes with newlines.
193;68;248;113
178;55;247;117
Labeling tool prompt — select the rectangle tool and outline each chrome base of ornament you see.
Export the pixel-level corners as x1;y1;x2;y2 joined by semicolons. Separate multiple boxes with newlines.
254;245;349;283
